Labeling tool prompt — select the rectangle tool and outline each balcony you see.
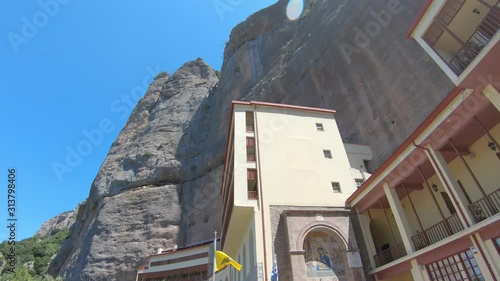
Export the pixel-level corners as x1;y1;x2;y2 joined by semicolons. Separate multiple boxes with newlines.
244;263;264;281
468;187;500;222
374;242;407;267
423;0;500;75
410;213;464;250
248;191;258;200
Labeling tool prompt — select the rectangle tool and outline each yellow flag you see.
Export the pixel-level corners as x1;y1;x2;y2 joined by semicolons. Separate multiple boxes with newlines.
215;251;242;272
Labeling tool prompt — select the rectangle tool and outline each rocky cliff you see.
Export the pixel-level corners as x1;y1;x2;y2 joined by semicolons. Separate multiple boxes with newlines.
49;0;455;280
35;202;83;237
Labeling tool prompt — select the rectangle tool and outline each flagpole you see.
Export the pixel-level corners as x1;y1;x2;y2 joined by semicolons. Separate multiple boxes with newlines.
212;231;217;281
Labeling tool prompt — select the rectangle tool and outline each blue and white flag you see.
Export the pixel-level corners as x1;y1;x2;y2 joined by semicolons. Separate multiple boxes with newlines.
271;255;279;281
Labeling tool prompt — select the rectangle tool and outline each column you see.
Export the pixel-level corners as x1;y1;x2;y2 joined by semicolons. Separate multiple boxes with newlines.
470;233;499;280
483;84;500;112
357;211;377;269
410;259;429;281
424;145;475;227
383;183;415;254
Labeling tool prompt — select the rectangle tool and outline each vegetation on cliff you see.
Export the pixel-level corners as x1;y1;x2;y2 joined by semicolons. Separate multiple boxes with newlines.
0;229;68;280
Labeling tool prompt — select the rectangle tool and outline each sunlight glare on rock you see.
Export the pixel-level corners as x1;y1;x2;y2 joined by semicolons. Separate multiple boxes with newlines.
287;0;304;20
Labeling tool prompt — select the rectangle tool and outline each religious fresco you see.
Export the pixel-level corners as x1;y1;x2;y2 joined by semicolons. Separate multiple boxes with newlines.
304;231;346;278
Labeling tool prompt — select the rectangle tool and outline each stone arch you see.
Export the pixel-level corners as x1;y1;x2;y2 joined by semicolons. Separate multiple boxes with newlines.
299;224;350;279
295;222;350;251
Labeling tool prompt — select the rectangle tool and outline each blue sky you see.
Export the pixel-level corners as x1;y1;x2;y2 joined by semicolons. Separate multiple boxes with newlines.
0;0;277;241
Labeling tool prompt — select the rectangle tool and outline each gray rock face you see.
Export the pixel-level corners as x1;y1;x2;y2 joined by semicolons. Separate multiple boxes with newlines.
214;0;454;169
35;202;82;237
49;1;456;280
48;59;220;280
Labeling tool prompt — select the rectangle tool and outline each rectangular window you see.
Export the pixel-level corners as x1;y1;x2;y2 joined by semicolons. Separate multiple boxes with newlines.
331;182;341;193
316;123;324;131
355;179;364;188
246;137;256;162
246;111;255;132
323;150;332;159
426;250;483;281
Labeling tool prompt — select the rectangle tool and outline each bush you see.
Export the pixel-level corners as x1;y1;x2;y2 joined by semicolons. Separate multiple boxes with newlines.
154;71;168;80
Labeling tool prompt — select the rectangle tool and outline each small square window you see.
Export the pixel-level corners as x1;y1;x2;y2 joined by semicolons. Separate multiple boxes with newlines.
316;123;324;131
323;150;332;159
355;179;364;188
331;182;341;193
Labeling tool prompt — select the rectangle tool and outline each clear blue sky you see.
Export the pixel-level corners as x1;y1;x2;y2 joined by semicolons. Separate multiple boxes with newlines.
0;0;277;241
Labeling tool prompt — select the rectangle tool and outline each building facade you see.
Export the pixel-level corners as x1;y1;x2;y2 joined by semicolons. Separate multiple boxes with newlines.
136;241;212;281
219;101;373;281
346;1;500;280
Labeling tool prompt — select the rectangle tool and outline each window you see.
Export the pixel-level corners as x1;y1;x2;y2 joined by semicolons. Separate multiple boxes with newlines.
355;179;364;188
316;123;324;131
247;137;256;162
426;250;483;281
331;182;341;193
246;111;254;132
323;150;332;159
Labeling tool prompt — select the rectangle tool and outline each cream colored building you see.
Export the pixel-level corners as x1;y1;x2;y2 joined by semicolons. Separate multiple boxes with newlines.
346;1;500;280
219;101;373;281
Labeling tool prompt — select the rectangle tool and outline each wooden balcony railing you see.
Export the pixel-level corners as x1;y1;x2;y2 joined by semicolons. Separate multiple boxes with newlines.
411;213;464;250
248;191;258;200
247;154;256;162
374;242;407;267
448;4;500;75
468;188;500;223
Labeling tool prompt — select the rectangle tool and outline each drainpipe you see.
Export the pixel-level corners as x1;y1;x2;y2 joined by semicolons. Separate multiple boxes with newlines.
412;141;470;228
254;106;269;281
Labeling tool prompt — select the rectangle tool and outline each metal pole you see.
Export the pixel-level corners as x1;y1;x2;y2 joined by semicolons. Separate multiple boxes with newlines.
473;116;500;151
449;139;497;215
401;182;430;246
417;166;452;235
379;199;397;245
213;231;217;281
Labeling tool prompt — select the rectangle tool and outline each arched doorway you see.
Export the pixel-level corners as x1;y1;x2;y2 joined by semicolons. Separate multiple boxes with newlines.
303;229;347;278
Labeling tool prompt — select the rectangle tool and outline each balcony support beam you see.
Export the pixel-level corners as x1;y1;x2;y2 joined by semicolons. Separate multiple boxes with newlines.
357;210;377;269
483;84;500;112
417;165;453;235
379;199;397;246
473;115;500;151
383;183;415;254
424;145;475;227
449;139;497;218
401;182;430;246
